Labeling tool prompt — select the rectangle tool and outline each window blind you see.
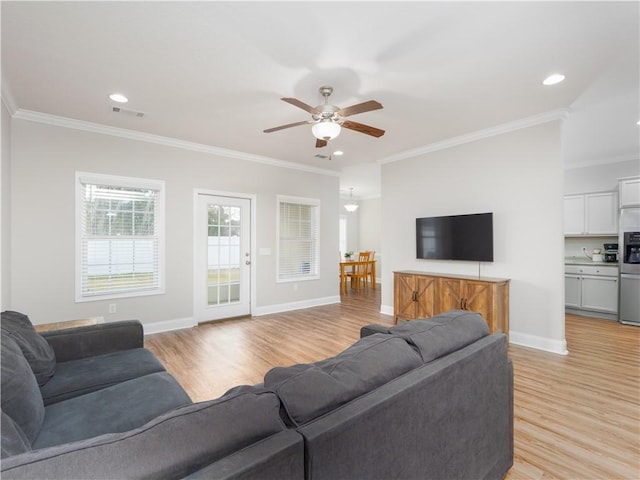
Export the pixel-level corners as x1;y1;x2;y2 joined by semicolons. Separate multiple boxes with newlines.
278;197;319;280
78;175;163;299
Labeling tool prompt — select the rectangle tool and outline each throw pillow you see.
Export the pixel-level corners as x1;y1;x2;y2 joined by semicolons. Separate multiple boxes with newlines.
0;332;45;445
1;311;56;385
1;410;31;458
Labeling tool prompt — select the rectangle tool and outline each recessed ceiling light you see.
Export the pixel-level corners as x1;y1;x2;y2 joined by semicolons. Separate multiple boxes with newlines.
636;120;640;126
109;93;129;103
333;150;344;156
542;74;565;86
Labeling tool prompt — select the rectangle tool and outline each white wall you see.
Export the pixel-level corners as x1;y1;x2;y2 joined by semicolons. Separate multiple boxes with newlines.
358;197;381;281
564;159;639;194
8;118;340;327
1;102;11;309
380;120;566;354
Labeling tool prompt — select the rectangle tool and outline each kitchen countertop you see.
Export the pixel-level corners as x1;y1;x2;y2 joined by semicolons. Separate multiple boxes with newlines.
564;257;619;267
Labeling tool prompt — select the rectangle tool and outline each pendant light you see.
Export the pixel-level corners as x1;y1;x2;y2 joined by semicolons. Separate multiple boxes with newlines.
344;188;359;212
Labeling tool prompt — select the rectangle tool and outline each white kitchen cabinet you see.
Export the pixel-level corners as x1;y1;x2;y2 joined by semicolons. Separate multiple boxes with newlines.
619;176;640;208
564;191;618;236
564;195;586;235
564;265;619;314
564;274;581;309
581;276;619;313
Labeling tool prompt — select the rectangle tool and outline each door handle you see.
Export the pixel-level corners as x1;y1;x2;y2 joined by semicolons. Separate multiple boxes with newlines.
245;260;251;265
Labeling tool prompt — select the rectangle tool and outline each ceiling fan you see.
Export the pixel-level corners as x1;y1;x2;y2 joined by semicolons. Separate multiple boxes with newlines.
264;86;385;148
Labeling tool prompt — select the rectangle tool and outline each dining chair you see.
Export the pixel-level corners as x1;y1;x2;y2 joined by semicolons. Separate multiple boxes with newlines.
347;251;371;291
365;250;376;288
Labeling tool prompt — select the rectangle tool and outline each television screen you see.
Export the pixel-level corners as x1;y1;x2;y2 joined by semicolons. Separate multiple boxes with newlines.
416;212;493;262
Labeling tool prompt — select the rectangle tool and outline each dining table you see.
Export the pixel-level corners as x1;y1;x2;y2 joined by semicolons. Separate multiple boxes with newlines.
339;259;376;293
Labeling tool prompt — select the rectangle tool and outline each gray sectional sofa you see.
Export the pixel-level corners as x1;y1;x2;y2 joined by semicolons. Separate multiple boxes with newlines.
1;309;513;479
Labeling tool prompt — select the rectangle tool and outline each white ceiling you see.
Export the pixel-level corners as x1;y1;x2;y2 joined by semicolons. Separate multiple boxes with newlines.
2;1;638;198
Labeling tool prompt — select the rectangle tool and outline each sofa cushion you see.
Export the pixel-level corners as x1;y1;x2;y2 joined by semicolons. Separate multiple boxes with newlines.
0;333;45;445
1;311;56;386
3;389;288;480
40;348;166;405
388;310;489;363
33;372;192;450
264;334;422;426
1;410;31;458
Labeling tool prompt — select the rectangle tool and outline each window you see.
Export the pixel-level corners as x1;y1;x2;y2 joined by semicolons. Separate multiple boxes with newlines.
277;195;320;281
339;215;347;257
76;173;165;301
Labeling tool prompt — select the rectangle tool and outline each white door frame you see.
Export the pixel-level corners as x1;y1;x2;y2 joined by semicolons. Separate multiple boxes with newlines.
193;189;257;322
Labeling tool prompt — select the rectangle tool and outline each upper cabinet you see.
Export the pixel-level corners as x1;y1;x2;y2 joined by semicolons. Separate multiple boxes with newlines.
619;176;640;208
564;191;618;236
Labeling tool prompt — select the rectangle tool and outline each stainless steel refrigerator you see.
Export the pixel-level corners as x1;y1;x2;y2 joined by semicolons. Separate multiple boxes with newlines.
619;207;640;326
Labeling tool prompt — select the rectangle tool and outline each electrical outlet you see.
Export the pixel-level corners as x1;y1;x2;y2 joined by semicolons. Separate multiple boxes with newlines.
109;304;117;314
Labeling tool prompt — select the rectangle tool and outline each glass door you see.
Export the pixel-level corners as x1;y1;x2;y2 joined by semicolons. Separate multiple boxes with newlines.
195;194;251;322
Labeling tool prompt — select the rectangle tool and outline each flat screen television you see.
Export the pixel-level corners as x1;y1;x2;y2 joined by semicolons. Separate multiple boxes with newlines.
416;212;494;262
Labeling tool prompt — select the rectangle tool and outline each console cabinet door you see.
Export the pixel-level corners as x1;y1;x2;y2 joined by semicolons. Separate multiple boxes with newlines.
438;278;465;311
394;273;437;321
415;275;437;319
464;280;494;324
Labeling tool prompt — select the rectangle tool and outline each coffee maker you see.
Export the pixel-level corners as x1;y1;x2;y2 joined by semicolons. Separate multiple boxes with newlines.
603;243;618;263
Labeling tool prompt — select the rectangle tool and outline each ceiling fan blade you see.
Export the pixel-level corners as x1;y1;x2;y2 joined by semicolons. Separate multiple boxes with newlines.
282;97;321;115
341;120;385;138
263;120;311;133
316;138;328;148
338;100;383;117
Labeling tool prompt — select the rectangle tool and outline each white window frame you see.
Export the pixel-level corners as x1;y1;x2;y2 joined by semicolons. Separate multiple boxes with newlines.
276;195;320;283
75;172;165;302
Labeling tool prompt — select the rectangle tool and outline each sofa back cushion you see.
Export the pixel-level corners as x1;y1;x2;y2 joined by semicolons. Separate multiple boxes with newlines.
264;334;422;426
1;311;55;386
1;389;288;479
388;310;489;363
1;333;45;446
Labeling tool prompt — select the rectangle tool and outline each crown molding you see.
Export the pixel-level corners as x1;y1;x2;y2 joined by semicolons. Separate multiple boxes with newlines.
1;77;17;116
11;109;340;178
378;108;570;165
563;153;639;171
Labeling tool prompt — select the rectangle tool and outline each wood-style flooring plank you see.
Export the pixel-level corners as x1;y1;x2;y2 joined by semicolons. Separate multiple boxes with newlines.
145;288;640;479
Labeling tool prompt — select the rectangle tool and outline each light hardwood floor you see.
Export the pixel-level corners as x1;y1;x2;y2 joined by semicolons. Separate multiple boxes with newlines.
145;286;640;480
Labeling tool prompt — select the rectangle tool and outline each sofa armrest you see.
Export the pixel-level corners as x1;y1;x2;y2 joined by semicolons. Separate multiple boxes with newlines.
359;324;390;338
41;320;144;362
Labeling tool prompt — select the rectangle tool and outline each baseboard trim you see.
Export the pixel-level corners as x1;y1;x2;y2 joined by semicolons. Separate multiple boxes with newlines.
509;330;568;355
143;317;197;335
380;304;394;316
253;295;340;316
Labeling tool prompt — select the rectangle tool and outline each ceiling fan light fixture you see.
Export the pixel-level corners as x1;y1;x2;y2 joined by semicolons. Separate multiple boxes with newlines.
312;121;341;140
